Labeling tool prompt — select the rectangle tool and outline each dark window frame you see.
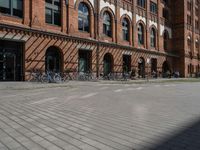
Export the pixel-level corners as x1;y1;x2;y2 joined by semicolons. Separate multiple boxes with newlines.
78;2;90;32
103;12;112;37
137;0;146;8
150;1;157;14
138;23;144;45
45;0;61;26
164;31;169;51
150;28;156;48
122;18;129;41
0;0;23;18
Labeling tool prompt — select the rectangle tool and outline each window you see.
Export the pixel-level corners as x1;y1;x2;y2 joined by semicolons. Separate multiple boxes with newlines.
45;0;61;26
164;31;169;51
122;18;129;41
150;28;156;48
163;8;169;20
195;20;199;30
150;2;157;14
138;23;144;45
187;1;192;11
195;7;199;16
137;0;146;8
0;0;23;18
103;12;112;37
78;2;89;32
163;0;169;5
187;15;192;25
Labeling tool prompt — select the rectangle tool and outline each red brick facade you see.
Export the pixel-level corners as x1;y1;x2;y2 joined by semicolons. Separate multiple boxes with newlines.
0;0;199;81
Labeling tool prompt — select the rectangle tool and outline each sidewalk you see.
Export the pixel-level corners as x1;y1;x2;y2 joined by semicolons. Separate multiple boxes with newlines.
0;78;200;90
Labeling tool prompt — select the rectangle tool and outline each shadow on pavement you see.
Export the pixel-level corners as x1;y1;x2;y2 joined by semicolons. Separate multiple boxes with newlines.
147;118;200;150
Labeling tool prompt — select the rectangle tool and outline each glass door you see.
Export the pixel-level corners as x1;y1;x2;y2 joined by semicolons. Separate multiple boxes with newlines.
103;59;111;75
78;57;86;73
0;51;16;81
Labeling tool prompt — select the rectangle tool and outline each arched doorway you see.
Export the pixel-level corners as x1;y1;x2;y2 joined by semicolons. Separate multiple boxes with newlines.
138;57;145;78
45;47;62;72
162;61;170;77
103;53;113;76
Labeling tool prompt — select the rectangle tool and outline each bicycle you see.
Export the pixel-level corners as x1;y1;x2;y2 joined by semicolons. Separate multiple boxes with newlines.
41;71;61;83
27;69;43;82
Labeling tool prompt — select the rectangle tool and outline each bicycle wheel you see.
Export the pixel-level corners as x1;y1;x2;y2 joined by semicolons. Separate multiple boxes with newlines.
54;74;62;83
41;74;49;83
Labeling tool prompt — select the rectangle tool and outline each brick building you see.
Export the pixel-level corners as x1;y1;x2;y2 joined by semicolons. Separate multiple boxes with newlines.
0;0;199;81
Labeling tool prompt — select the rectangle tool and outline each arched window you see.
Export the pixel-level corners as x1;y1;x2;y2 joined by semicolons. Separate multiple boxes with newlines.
138;23;144;45
150;28;156;48
122;18;129;41
103;12;112;37
164;31;169;51
78;2;89;32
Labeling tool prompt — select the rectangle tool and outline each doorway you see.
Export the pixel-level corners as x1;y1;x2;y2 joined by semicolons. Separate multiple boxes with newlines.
78;50;92;73
45;47;62;72
0;40;23;81
103;53;113;76
151;58;157;77
123;55;131;73
138;57;145;78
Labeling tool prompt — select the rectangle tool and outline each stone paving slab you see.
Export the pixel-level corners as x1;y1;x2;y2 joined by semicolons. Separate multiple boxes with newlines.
0;82;200;150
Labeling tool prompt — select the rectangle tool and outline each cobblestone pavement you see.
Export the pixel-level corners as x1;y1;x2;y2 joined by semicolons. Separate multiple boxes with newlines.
0;82;200;150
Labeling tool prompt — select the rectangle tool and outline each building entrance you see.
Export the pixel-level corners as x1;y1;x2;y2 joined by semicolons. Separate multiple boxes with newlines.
138;57;145;78
45;47;62;72
123;55;131;73
103;53;113;76
0;40;23;81
78;50;92;73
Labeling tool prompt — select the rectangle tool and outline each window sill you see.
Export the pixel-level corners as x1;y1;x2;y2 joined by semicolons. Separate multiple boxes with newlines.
45;23;61;27
78;30;90;34
102;34;112;38
0;13;23;19
137;6;146;10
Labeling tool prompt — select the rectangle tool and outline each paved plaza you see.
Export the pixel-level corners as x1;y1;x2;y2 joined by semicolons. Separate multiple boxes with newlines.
0;81;200;150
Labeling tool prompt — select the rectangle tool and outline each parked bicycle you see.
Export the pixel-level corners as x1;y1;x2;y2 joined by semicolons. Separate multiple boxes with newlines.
27;69;43;82
41;71;63;83
78;70;97;81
